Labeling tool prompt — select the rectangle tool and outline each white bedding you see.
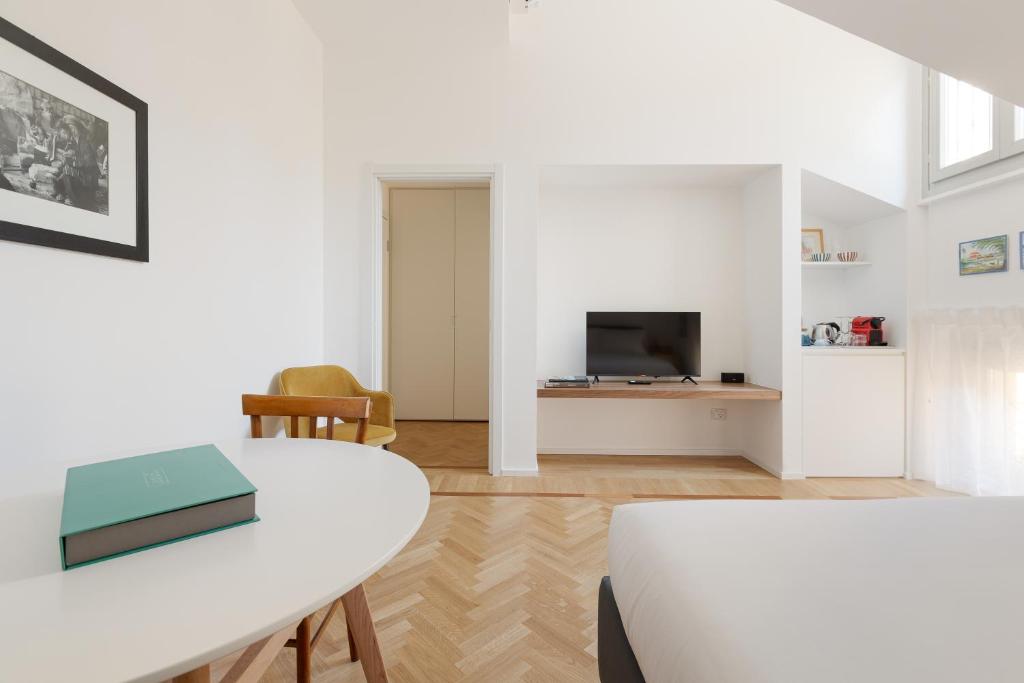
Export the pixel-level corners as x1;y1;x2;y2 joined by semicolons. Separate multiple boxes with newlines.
608;497;1024;683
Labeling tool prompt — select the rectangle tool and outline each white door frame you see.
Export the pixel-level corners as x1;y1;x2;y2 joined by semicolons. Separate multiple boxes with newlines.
369;165;504;475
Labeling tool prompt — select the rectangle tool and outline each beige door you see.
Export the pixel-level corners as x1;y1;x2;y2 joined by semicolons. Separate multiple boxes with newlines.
389;189;456;420
454;188;490;420
388;187;490;421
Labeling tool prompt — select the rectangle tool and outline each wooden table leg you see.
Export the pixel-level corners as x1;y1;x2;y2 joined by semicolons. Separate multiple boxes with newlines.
341;583;387;682
220;622;298;683
347;620;360;662
296;616;312;683
171;664;210;682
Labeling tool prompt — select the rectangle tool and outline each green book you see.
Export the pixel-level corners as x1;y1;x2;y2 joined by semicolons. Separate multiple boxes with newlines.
59;444;258;570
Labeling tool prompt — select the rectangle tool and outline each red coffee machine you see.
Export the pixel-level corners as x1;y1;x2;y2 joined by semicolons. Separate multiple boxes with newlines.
852;316;886;346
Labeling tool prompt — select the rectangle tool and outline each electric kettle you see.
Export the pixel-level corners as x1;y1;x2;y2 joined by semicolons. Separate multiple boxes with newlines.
811;322;840;346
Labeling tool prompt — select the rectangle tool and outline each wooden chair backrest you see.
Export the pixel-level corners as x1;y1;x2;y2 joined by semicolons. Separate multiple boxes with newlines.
241;394;372;443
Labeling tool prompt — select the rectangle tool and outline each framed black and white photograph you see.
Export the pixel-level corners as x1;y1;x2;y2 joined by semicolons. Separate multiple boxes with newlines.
0;17;147;261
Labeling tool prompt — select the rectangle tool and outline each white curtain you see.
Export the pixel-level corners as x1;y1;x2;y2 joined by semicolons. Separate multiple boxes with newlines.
912;307;1024;495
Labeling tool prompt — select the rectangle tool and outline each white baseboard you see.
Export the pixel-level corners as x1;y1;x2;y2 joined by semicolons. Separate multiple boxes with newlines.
540;448;811;481
537;447;744;457
527;449;805;479
739;453;805;480
499;466;540;476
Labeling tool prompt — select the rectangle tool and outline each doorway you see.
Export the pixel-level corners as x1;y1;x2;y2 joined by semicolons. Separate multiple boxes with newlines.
370;168;503;474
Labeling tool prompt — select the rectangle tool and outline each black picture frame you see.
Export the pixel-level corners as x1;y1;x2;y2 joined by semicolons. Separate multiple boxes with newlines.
0;16;148;261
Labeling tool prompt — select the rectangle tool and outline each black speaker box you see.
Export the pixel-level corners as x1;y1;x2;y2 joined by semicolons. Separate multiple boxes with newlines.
721;372;745;384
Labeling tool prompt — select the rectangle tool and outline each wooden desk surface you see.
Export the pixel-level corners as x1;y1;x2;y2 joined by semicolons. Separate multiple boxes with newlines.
537;380;781;400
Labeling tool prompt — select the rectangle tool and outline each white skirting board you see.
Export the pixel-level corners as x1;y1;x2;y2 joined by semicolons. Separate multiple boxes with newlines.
537;447;745;456
536;449;805;479
739;454;805;480
499;466;541;476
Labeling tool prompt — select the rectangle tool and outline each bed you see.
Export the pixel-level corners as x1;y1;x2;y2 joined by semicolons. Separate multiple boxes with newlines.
601;497;1024;683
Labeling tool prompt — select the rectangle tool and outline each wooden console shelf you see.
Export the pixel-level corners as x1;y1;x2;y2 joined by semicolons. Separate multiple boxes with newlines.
536;380;781;400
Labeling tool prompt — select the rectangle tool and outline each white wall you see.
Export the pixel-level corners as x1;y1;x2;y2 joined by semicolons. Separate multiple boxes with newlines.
536;179;748;454
740;167;788;476
845;213;910;348
924;179;1024;308
909;177;1024;482
537;184;746;380
801;212;909;349
910;179;1024;482
743;170;786;391
292;0;918;473
538;400;747;455
0;1;324;465
800;214;849;332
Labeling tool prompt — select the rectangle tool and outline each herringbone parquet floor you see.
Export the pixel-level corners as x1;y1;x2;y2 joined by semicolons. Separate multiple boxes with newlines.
214;422;953;682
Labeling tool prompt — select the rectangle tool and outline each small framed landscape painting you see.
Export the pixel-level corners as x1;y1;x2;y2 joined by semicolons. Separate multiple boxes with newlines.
801;228;824;261
959;235;1008;276
0;17;148;261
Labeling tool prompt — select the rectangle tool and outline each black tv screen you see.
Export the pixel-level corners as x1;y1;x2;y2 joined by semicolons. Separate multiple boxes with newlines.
586;312;700;377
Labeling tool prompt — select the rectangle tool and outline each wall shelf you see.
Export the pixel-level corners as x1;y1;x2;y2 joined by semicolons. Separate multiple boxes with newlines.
537;380;781;400
801;261;871;270
802;346;904;356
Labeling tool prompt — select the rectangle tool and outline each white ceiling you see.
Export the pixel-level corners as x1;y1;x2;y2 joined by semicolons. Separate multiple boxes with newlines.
776;0;1024;106
539;165;776;189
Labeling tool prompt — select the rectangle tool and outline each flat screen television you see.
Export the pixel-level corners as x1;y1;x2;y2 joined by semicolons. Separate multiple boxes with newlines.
586;312;700;378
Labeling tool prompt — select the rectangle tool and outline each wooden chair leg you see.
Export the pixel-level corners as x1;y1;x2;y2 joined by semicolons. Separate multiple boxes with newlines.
296;616;312;683
340;583;387;682
347;619;359;662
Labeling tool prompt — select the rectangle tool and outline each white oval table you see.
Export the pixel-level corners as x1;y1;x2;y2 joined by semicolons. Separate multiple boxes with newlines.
0;439;429;682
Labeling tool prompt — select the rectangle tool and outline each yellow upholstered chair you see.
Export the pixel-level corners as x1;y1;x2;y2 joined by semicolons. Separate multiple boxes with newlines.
279;365;397;447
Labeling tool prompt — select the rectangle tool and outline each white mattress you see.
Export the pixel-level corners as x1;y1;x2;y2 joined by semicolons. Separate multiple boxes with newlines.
608;497;1024;683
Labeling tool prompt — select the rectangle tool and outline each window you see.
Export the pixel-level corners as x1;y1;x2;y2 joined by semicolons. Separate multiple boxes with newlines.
927;70;1024;191
937;73;993;169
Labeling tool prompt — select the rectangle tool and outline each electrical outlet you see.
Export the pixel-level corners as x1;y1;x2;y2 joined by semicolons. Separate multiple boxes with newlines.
711;408;727;421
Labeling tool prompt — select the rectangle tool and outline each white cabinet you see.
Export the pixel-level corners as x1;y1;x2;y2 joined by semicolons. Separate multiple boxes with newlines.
802;349;905;477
